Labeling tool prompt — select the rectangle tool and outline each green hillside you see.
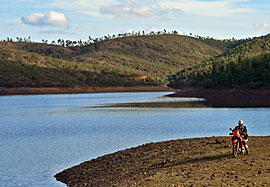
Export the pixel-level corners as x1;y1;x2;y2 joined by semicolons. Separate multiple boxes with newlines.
0;43;142;87
0;34;229;87
169;34;270;88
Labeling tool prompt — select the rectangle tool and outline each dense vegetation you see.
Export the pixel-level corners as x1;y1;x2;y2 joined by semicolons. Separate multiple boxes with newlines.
0;33;231;87
169;34;270;88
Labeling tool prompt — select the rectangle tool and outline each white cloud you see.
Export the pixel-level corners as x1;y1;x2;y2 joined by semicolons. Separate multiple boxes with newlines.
255;23;270;30
100;0;161;18
21;11;69;27
44;0;255;21
47;0;182;19
158;0;254;17
100;0;182;19
47;0;115;17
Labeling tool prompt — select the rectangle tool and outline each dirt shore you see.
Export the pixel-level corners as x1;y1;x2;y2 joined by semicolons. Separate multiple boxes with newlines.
0;86;174;95
55;136;270;187
168;87;270;107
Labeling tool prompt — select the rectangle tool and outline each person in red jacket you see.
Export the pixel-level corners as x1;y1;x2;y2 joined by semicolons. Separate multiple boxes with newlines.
234;120;249;154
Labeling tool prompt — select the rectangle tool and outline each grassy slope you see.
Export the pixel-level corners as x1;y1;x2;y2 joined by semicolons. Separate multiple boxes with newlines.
169;34;270;88
82;34;228;77
0;42;147;87
0;34;228;87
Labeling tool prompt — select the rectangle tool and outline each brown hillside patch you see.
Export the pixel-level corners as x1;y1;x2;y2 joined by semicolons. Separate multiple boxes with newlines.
168;87;270;107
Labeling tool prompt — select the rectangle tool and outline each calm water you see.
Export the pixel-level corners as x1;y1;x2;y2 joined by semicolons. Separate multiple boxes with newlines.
1;92;270;187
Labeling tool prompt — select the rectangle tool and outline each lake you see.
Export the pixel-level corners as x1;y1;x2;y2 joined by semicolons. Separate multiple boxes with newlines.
0;92;270;187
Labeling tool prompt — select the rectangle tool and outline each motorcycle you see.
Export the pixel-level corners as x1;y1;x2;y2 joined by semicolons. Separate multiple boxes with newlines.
229;128;250;157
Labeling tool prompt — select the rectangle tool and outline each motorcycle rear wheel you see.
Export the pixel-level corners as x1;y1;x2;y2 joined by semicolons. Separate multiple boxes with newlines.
233;142;239;158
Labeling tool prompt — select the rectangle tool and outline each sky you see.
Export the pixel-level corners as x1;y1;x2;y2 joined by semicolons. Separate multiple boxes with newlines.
1;0;270;42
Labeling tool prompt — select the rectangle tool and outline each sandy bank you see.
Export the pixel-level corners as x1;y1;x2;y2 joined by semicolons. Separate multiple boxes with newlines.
55;136;270;187
0;86;174;96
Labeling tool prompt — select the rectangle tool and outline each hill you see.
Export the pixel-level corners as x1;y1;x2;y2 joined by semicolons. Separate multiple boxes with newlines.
55;136;270;186
0;34;230;88
168;34;270;88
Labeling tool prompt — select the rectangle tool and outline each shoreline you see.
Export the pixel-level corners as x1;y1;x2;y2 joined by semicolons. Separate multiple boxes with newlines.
2;86;270;107
0;86;175;96
168;87;270;107
55;136;270;187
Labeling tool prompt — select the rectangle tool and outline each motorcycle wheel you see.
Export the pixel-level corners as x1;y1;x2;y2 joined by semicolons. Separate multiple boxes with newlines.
233;142;239;158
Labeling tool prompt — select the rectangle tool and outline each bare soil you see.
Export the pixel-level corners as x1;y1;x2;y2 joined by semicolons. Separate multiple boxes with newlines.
168;87;270;107
55;136;270;187
0;86;174;95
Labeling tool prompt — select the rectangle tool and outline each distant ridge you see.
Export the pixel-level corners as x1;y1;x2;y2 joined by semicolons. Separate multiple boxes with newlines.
0;33;243;87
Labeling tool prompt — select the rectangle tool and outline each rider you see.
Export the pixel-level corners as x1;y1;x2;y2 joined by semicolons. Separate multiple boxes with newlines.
234;120;249;153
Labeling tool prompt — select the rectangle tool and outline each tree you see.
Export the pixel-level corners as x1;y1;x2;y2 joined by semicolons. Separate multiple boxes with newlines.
57;39;61;45
16;37;22;42
88;36;93;44
78;39;83;46
163;29;167;34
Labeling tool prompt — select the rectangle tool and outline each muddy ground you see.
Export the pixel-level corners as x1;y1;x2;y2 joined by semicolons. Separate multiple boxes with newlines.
55;136;270;187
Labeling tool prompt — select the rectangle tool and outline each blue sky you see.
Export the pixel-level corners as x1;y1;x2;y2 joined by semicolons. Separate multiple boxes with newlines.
1;0;270;42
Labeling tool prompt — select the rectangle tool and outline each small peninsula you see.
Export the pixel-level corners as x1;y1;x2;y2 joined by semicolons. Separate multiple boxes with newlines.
55;136;270;187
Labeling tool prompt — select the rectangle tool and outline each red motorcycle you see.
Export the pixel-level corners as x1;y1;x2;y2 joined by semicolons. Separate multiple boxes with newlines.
229;128;249;157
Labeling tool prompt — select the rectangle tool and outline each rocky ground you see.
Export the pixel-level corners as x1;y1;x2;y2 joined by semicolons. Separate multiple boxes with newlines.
55;136;270;187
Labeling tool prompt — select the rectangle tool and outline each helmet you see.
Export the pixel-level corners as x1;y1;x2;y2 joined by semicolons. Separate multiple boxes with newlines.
238;120;243;125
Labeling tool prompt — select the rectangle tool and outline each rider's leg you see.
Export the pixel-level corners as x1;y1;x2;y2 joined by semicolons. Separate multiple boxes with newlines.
243;139;250;155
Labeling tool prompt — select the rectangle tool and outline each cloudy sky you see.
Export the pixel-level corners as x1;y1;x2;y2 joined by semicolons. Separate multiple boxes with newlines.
1;0;270;42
